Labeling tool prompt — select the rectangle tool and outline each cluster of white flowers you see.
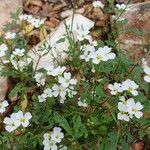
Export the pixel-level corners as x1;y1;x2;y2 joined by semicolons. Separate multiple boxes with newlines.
77;98;88;107
38;65;77;103
10;48;32;71
112;15;125;22
45;66;66;77
4;32;16;40
108;79;139;96
76;28;91;42
116;4;128;10
0;43;8;57
0;100;9;114
34;72;46;86
118;96;143;121
19;14;44;28
142;59;150;83
143;67;150;83
108;79;143;121
43;127;66;150
80;44;116;64
3;111;32;132
93;1;104;8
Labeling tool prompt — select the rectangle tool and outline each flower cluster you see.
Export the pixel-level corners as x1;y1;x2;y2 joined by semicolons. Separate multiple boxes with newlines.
78;98;88;107
0;43;8;57
38;65;77;103
142;59;150;83
93;1;104;8
10;48;32;71
108;79;139;96
143;67;150;83
43;127;66;150
116;4;128;10
76;28;91;42
4;32;16;40
3;111;32;132
0;100;9;114
80;44;116;64
108;79;143;121
19;14;44;28
34;72;46;86
118;97;143;121
76;26;116;64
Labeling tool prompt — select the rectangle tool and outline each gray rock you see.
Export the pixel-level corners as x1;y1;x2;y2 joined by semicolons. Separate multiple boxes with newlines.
0;0;22;32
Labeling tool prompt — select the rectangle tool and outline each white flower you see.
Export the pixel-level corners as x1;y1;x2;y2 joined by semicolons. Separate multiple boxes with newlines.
30;17;44;28
38;94;47;102
19;14;44;28
43;139;57;150
112;15;125;21
80;50;90;62
0;44;8;57
118;101;128;113
43;133;51;140
108;83;123;95
66;86;77;98
43;127;65;150
117;112;130;122
116;4;128;10
126;98;143;119
0;100;9;113
13;48;25;57
51;127;64;143
3;111;32;132
43;133;58;150
45;65;55;75
93;1;104;8
122;79;139;96
142;58;148;68
119;96;126;102
10;54;32;71
78;99;88;107
89;46;116;64
15;111;32;127
52;84;66;98
90;40;98;47
58;72;77;88
44;88;53;97
143;67;150;83
38;88;53;103
3;113;20;132
34;72;45;86
76;28;91;41
59;97;66;104
19;14;28;21
45;65;66;77
5;32;16;39
52;66;66;76
80;44;95;62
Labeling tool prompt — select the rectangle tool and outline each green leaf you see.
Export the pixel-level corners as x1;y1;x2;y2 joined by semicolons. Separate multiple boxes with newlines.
60;118;73;137
9;83;24;98
73;115;81;138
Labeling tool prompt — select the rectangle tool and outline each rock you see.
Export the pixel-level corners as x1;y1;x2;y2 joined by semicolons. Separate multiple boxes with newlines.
60;8;85;18
0;0;22;32
0;77;8;101
118;2;150;65
28;14;94;70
